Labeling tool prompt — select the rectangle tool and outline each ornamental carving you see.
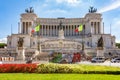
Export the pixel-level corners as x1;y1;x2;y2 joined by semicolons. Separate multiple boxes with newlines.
72;44;76;48
77;45;81;49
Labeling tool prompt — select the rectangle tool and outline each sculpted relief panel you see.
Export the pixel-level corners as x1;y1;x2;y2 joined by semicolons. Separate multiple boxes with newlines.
40;40;82;50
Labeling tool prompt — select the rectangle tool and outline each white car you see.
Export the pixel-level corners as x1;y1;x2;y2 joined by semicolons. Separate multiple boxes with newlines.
91;57;105;63
0;61;2;64
111;58;120;63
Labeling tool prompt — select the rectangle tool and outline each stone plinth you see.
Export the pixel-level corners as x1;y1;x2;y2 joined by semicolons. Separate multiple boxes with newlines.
96;47;104;57
16;47;25;61
59;29;64;39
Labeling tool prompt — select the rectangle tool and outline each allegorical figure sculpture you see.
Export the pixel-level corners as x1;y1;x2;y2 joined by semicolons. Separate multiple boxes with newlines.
97;36;104;48
25;7;34;13
18;37;24;47
89;6;97;13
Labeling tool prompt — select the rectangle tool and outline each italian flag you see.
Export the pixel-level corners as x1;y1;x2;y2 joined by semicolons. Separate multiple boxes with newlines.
75;24;83;32
31;25;40;33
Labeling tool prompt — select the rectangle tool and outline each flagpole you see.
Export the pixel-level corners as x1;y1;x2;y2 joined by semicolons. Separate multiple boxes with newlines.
109;23;112;49
103;22;104;34
110;23;111;35
36;25;41;53
11;24;12;35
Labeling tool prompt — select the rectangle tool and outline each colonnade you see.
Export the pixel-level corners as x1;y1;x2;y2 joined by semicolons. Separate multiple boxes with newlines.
21;22;32;34
91;22;101;34
21;21;101;36
38;25;84;36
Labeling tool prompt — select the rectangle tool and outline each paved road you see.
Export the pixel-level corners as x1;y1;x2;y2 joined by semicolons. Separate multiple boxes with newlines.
0;61;49;64
79;61;120;67
1;60;120;67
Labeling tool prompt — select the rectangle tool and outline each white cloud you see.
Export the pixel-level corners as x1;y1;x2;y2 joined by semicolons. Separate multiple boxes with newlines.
0;38;7;43
46;9;67;13
112;17;120;27
114;21;120;26
56;0;82;6
98;0;120;13
109;18;120;43
42;3;48;7
116;40;120;43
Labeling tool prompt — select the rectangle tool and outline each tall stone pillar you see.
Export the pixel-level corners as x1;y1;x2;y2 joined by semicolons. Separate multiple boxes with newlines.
75;25;77;36
73;25;75;36
96;22;98;34
68;25;70;36
91;22;94;34
24;22;26;34
50;25;52;36
41;25;43;36
64;25;66;36
66;26;68;36
21;22;23;34
44;25;46;36
98;22;101;34
94;22;96;34
57;25;58;36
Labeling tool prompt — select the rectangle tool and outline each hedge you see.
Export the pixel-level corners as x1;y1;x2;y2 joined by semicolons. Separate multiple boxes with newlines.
0;64;37;73
37;63;120;74
0;63;120;74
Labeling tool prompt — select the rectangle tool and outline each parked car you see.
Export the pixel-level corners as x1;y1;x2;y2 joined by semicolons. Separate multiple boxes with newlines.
91;57;105;63
111;58;120;63
0;61;2;64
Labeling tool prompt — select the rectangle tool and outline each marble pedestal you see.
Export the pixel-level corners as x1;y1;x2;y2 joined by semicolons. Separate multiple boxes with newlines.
96;47;104;57
59;29;64;39
16;47;25;61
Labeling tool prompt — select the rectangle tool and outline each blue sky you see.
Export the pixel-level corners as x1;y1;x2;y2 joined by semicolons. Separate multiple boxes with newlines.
0;0;120;43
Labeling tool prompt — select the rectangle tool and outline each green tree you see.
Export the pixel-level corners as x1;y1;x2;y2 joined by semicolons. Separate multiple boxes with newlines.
51;53;62;63
116;43;120;48
0;43;7;48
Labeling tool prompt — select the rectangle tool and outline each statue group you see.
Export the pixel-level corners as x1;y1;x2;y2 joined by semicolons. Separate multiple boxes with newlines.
18;37;24;47
97;36;104;48
89;6;97;13
25;7;34;13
